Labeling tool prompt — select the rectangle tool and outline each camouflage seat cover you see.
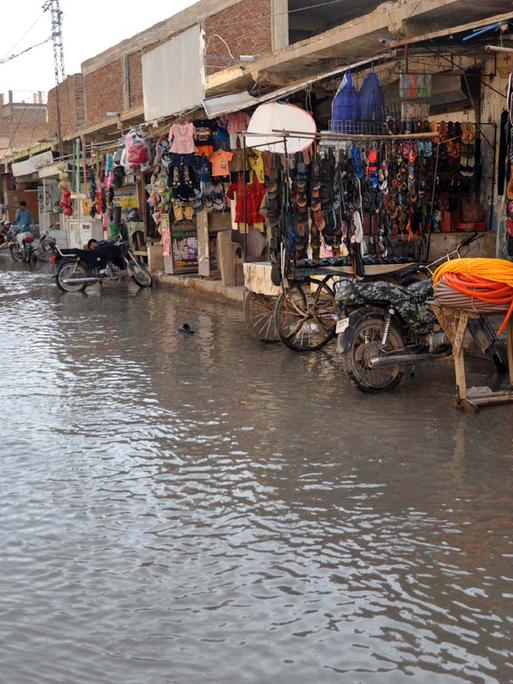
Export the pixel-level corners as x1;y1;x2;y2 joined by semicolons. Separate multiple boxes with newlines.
336;278;435;334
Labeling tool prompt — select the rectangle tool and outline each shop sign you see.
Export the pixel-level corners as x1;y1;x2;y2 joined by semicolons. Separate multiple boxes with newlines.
115;193;139;209
12;151;54;178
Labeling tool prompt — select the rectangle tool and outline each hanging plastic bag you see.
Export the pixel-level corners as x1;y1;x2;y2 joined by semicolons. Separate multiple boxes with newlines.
122;128;152;175
358;72;385;122
331;71;360;133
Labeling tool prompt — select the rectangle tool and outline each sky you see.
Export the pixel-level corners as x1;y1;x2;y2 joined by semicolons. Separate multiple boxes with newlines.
0;0;197;100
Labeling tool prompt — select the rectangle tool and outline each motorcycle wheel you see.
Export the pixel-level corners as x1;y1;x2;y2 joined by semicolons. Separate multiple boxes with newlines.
56;261;88;293
341;315;404;393
127;258;153;288
9;244;24;263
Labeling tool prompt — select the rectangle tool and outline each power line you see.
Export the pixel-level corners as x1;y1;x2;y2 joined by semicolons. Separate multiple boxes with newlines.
0;11;46;63
0;36;52;66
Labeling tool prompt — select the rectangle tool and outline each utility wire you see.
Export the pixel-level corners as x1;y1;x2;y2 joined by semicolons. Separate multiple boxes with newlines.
1;11;46;63
0;37;52;65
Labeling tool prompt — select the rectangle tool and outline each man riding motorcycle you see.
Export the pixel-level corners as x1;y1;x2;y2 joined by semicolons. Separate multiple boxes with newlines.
12;200;34;249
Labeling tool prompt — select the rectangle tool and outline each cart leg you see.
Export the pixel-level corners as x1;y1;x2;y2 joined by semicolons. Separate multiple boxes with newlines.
453;313;468;404
506;317;513;387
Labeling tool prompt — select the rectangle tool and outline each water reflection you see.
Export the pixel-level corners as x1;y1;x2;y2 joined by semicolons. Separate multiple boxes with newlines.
1;257;513;683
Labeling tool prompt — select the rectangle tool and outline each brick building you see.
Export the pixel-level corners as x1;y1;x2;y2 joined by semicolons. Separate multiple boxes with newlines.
0;92;50;152
204;0;273;73
47;74;85;140
72;0;279;136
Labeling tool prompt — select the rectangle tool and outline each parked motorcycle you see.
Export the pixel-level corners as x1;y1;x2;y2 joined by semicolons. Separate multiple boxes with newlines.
335;233;506;392
0;221;10;249
35;232;56;262
51;237;153;292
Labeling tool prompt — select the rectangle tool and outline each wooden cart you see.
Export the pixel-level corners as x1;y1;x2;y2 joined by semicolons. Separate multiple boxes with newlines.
431;303;513;411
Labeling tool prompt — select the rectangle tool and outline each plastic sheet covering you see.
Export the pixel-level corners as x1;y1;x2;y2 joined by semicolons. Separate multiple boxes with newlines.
203;92;258;119
142;25;205;121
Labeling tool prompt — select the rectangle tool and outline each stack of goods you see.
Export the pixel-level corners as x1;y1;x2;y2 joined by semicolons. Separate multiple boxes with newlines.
433;258;513;335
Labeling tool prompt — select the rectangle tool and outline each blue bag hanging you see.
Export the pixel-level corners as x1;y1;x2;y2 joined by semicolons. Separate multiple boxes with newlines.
331;71;360;133
358;72;385;122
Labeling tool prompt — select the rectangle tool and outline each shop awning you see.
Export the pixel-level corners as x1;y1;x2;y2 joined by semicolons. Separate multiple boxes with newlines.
203;92;258;118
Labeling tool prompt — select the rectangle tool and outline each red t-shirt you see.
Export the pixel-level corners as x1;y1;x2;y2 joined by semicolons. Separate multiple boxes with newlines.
227;178;265;224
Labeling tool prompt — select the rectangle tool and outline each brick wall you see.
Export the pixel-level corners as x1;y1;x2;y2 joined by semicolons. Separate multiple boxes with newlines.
84;60;123;126
0;105;49;150
128;52;143;109
127;41;160;110
204;0;272;73
47;74;85;139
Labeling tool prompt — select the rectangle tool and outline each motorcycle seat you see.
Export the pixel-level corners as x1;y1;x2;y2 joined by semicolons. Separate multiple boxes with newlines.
22;236;34;243
59;248;84;257
58;244;124;270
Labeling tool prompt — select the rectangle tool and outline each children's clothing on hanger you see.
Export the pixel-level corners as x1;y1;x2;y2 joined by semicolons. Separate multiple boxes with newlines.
168;122;197;155
210;150;233;177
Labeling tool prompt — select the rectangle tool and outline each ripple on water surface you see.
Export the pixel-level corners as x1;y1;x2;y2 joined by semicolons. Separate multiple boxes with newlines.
1;259;513;683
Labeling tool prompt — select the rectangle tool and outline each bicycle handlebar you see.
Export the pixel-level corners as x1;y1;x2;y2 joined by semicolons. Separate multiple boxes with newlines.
458;232;483;249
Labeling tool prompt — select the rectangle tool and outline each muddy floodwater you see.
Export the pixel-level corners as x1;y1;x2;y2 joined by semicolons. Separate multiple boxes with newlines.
1;258;513;684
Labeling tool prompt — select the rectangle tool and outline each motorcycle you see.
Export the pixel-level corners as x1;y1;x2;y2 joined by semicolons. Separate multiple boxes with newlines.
51;236;153;292
8;227;37;264
0;221;10;249
335;233;507;392
35;232;56;262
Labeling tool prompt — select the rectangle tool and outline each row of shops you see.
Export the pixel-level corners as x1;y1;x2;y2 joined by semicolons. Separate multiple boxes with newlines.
1;17;512;286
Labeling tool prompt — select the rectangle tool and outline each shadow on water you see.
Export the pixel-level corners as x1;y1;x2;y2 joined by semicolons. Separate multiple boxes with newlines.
1;255;513;683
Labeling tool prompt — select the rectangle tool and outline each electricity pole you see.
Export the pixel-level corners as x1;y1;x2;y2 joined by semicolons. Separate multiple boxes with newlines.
43;0;65;156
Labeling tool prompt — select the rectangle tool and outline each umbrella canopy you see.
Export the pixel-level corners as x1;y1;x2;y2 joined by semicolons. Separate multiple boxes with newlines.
245;102;317;155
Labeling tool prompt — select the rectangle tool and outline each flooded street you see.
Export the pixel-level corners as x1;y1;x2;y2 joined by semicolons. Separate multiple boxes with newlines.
2;257;513;684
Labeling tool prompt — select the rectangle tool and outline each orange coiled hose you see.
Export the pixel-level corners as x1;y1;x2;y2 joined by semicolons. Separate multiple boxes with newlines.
433;258;513;335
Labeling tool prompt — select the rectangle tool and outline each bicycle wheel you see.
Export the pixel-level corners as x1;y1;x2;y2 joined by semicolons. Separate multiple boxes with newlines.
274;282;336;352
243;291;279;343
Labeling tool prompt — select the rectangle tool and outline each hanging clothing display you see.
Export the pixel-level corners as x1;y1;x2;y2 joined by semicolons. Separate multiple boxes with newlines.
227;177;266;224
210;150;233;177
168;123;197;155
